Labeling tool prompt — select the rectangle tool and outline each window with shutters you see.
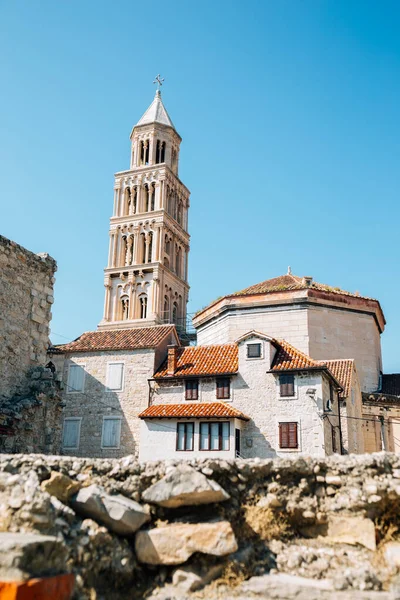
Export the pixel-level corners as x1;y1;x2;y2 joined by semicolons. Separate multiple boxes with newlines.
279;422;298;449
185;379;199;400
176;422;194;451
216;378;230;400
106;363;124;391
247;343;262;359
66;364;85;393
101;417;122;448
199;422;230;451
62;418;81;449
279;374;295;397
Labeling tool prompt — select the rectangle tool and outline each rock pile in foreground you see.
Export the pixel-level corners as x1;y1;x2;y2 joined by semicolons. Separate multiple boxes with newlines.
1;453;400;598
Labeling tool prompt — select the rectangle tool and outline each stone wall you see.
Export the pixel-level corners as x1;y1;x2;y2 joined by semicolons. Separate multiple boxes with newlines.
2;453;400;599
0;235;57;399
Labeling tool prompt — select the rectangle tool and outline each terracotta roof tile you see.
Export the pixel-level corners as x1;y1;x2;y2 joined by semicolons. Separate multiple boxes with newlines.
139;402;250;420
232;273;376;301
154;344;238;378
322;359;354;398
271;340;321;371
53;325;177;353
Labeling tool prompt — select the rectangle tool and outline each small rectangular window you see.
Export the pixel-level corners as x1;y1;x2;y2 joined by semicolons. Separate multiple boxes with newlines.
216;378;230;399
107;363;124;391
102;417;121;448
176;423;194;451
279;422;298;449
62;418;81;449
279;374;295;397
199;422;230;451
185;379;199;400
67;364;85;393
247;343;261;358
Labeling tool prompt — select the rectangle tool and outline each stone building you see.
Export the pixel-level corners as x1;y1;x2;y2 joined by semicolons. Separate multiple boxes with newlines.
0;235;62;453
192;271;385;393
54;326;178;457
98;87;190;336
361;375;400;453
138;332;361;462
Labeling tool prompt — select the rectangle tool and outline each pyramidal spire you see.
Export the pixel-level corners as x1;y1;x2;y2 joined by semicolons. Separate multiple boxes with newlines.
135;88;175;129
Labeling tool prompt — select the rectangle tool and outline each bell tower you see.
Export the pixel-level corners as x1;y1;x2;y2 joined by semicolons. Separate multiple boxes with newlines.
98;77;190;334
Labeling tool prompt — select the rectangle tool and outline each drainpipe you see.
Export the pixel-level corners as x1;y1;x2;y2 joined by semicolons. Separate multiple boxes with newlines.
379;415;387;451
337;391;343;455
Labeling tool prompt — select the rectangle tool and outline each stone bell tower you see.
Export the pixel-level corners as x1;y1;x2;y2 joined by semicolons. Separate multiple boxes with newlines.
98;78;190;333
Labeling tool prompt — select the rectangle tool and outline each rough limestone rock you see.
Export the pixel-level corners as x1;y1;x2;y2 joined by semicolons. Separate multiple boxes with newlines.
41;471;81;504
172;563;224;592
0;532;67;580
326;515;376;551
71;484;150;536
142;464;230;508
135;521;238;565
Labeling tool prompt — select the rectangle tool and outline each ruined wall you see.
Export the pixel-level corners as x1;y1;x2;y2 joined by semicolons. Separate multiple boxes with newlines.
2;453;400;599
0;235;57;399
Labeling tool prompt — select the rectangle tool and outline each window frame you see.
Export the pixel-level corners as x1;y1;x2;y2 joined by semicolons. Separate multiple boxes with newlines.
106;362;125;392
185;379;199;401
101;416;122;450
246;342;262;359
66;364;86;394
278;374;295;398
199;421;230;451
176;422;194;451
216;377;231;400
62;417;82;450
278;421;299;449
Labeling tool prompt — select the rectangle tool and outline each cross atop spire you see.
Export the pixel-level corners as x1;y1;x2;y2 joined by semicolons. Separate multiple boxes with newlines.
153;74;165;92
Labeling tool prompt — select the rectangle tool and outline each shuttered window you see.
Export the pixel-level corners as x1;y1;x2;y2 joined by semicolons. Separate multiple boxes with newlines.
102;417;122;448
247;343;261;358
185;380;199;400
67;364;85;393
279;374;295;397
279;422;298;449
216;378;230;399
62;418;81;449
176;423;194;451
107;363;124;391
199;422;230;451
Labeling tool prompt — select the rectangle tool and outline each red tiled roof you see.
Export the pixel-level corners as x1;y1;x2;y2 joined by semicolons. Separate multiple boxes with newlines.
323;359;354;398
154;344;238;379
139;402;250;421
271;340;321;371
53;325;177;353
232;273;376;301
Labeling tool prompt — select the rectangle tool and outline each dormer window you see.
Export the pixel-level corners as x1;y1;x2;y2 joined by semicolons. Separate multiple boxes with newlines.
247;343;261;359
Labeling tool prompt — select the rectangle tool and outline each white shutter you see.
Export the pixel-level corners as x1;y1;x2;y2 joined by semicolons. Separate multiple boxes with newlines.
63;419;80;448
67;365;84;392
102;418;121;448
107;364;124;391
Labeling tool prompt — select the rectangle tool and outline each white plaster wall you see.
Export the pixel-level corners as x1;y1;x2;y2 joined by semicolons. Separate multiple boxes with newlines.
139;418;242;462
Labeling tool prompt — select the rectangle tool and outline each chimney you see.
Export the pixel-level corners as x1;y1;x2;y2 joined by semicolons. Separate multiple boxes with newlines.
302;276;313;287
167;345;178;376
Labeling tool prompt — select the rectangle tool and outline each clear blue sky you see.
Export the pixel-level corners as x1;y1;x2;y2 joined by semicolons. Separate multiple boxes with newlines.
1;1;399;371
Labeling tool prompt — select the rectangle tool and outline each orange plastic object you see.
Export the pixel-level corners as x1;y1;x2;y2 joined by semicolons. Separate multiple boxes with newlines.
0;573;74;600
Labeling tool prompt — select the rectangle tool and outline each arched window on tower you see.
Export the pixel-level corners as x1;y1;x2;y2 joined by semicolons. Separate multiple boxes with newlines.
139;295;148;319
175;246;181;277
160;142;166;163
120;235;127;267
140;141;145;165
144;185;150;212
140;233;146;263
177;200;183;225
164;295;170;323
172;301;178;325
150;183;155;211
132;187;137;214
165;236;171;255
121;296;129;320
124;188;131;216
147;232;153;263
145;141;149;165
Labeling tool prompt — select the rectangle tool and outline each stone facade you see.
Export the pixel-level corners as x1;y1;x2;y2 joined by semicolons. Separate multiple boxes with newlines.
140;334;342;462
362;397;400;453
0;235;56;399
193;283;384;393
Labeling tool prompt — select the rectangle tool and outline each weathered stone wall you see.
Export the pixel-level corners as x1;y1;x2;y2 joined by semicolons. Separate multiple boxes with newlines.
2;453;400;599
0;235;57;399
